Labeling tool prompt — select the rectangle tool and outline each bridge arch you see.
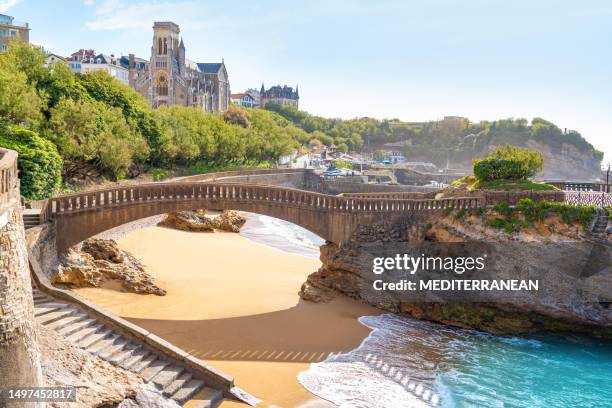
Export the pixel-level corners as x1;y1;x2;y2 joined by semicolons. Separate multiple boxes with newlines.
40;181;482;254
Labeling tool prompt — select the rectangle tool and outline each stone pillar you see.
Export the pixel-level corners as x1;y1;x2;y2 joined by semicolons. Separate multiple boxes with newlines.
0;204;43;407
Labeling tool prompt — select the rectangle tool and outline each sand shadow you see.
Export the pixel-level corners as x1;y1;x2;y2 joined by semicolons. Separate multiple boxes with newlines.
126;298;379;364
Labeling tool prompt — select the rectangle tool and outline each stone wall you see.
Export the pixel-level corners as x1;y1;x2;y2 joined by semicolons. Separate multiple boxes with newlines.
0;148;43;403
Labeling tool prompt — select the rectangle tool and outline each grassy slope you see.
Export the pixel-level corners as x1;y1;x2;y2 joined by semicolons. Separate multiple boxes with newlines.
451;176;559;191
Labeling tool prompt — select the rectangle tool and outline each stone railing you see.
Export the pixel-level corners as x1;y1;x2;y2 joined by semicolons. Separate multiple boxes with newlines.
0;148;19;215
482;190;565;206
45;182;482;216
565;191;612;207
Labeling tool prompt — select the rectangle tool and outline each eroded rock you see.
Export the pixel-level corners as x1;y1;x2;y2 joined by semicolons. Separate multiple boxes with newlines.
216;210;246;233
52;239;166;296
158;210;217;232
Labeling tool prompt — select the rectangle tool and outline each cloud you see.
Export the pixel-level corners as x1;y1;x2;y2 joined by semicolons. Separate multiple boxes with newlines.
83;0;95;6
84;0;208;31
0;0;22;13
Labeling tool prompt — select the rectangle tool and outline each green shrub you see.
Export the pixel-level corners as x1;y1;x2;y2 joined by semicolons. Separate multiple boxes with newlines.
489;218;506;229
455;208;467;219
473;145;544;181
0;123;62;200
493;202;513;217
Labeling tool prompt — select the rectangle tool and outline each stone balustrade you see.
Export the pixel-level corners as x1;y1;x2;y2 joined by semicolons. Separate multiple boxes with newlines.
46;182;482;216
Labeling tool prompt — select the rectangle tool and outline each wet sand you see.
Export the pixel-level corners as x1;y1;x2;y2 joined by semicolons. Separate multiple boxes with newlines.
74;225;381;407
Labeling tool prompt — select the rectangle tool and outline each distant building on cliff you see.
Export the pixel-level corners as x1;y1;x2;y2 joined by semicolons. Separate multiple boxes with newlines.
125;21;230;112
259;84;299;108
0;13;30;52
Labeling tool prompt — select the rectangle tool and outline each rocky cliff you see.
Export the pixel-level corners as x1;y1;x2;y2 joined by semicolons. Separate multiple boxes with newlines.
302;211;612;338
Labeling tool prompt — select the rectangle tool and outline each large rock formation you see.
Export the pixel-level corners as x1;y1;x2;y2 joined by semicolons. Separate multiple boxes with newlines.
216;210;247;232
158;210;246;233
52;239;166;296
158;210;217;232
303;211;612;338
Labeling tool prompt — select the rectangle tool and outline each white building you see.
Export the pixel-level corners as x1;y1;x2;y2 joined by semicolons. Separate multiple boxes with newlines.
44;53;66;67
80;54;129;85
230;93;256;108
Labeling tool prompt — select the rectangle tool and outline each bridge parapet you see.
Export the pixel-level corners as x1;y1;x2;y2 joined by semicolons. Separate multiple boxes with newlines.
46;182;482;216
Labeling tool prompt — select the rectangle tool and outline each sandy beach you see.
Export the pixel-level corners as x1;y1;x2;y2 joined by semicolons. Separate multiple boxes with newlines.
73;222;381;407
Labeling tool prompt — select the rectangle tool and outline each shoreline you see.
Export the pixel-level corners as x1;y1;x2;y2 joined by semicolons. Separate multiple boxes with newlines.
74;217;381;407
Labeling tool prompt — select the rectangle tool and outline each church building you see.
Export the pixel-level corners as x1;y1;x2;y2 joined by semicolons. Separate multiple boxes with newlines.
126;22;230;112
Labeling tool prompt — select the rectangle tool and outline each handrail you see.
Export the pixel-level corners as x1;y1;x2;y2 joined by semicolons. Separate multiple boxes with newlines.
45;181;483;217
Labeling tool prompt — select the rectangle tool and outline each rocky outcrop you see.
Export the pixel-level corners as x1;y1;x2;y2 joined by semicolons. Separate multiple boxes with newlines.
216;210;246;233
158;210;217;232
158;210;247;233
304;212;612;338
52;239;166;296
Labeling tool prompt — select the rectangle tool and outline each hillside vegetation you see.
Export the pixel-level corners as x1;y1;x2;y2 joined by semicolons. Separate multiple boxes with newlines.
265;104;603;166
0;44;311;199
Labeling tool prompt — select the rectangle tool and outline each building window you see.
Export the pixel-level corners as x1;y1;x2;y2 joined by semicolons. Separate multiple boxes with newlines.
157;75;168;96
158;37;163;55
163;38;167;55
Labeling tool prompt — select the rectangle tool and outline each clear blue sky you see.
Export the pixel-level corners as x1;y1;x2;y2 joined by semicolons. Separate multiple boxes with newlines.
3;0;611;165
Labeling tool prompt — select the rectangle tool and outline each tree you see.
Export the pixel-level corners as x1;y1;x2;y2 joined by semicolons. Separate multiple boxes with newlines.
0;122;62;199
473;145;544;181
0;51;42;126
223;105;251;128
49;97;148;180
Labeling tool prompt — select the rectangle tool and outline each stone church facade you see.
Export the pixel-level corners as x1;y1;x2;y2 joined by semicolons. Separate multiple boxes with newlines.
126;21;230;112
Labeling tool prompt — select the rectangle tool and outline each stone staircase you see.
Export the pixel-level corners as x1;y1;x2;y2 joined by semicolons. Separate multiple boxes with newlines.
591;210;610;236
32;288;224;407
22;208;41;229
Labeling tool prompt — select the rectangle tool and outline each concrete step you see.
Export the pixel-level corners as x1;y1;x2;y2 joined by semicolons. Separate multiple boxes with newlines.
163;372;193;397
129;353;157;374
120;349;151;371
190;387;224;408
34;303;69;317
59;318;97;337
151;365;184;389
141;359;171;382
98;338;131;360
109;344;142;366
66;322;104;343
79;329;114;350
35;308;78;325
171;380;206;405
87;333;121;355
45;313;88;331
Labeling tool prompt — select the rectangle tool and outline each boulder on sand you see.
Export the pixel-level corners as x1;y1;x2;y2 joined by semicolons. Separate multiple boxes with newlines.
158;210;217;232
216;210;247;233
52;239;166;296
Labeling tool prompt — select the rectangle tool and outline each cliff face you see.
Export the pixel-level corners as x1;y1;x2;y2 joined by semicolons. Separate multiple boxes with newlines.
446;141;601;181
304;214;612;338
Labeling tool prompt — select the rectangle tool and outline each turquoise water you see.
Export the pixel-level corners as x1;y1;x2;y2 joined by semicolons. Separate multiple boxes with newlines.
240;215;612;408
299;314;612;408
436;324;612;407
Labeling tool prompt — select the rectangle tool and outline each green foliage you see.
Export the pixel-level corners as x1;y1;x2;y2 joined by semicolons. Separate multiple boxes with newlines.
474;145;544;181
49;97;149;179
493;202;513;217
0;122;61;199
473;179;558;191
334;159;353;170
488;198;596;232
455;208;467;219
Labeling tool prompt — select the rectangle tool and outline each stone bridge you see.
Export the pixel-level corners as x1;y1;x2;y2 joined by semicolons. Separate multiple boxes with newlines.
40;176;482;254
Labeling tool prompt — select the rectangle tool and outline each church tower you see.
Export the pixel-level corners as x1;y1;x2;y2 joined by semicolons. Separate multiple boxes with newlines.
150;21;181;107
